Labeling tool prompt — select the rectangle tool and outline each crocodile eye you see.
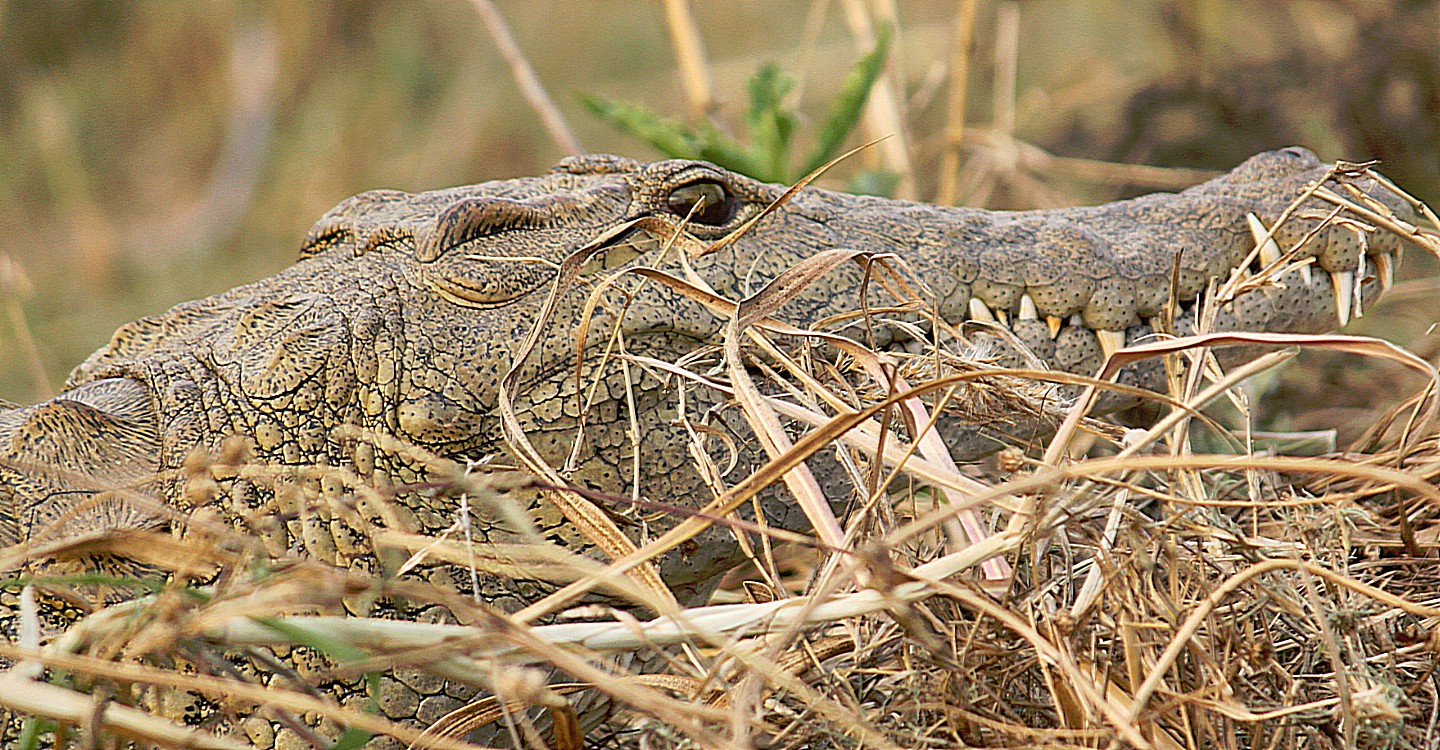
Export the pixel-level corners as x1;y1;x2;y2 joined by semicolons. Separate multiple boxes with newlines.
665;180;736;226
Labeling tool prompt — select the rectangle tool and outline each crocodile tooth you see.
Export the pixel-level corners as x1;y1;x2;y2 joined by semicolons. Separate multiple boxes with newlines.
1374;253;1394;294
995;308;1009;326
1046;315;1063;339
1096;329;1125;360
1019;293;1039;320
1299;262;1313;285
1246;212;1282;268
1332;271;1354;326
968;297;997;323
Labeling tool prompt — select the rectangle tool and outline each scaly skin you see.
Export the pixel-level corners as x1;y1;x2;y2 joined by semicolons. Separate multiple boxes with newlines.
0;148;1421;747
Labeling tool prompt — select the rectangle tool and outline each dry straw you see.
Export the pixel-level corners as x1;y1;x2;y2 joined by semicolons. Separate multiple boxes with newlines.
4;160;1440;750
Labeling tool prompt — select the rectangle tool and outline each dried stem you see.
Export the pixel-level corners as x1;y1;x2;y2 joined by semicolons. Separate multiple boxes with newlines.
937;0;979;205
467;0;583;155
660;0;714;119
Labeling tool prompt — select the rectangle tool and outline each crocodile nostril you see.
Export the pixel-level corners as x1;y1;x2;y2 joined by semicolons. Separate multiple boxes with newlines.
1280;146;1318;162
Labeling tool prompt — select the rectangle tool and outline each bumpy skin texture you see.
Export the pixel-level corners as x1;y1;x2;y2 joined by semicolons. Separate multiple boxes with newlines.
0;148;1417;746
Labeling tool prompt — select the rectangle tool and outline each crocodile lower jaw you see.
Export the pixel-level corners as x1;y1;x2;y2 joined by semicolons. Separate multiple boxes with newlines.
953;212;1400;366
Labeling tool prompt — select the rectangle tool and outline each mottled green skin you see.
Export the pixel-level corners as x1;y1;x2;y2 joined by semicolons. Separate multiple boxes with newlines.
0;148;1414;746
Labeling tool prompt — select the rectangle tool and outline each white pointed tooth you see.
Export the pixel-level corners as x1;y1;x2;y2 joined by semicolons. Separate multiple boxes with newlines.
1096;329;1125;360
995;308;1009;326
1246;212;1282;268
1299;262;1313;285
1046;315;1063;339
969;297;997;323
1019;293;1039;320
1332;271;1354;327
1374;253;1394;294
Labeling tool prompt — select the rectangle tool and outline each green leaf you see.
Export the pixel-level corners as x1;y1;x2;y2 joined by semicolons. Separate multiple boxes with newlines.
801;25;892;177
693;121;765;177
744;64;797;182
581;30;888;184
581;93;764;176
579;94;703;159
17;716;52;750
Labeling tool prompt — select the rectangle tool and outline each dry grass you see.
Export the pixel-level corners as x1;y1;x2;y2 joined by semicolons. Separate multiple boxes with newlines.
5;3;1440;749
4;161;1440;749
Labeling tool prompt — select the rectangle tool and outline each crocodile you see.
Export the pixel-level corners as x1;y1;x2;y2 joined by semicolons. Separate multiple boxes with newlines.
0;147;1425;747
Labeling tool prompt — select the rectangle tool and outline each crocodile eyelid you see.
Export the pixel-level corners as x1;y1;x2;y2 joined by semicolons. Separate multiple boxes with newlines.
416;197;546;262
298;222;354;259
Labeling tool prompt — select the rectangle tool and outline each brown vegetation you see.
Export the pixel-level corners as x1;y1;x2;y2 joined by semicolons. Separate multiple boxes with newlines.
4;2;1440;748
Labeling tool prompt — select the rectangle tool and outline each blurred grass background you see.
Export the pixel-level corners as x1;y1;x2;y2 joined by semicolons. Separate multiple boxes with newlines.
1;0;1437;438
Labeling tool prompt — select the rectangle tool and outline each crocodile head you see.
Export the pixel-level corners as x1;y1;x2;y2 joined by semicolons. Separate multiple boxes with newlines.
1;148;1423;587
279;146;1419;413
0;147;1427;749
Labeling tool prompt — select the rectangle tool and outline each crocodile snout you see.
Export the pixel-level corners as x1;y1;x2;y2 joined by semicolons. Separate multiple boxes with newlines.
922;157;1418;381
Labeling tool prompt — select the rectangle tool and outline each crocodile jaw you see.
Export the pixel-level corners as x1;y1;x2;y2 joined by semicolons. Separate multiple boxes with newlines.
38;149;1421;473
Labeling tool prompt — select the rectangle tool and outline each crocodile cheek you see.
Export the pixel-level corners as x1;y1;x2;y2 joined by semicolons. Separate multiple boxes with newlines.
424;261;552;308
1197;221;1253;280
1220;286;1275;332
218;294;347;403
578;229;657;273
1367;224;1402;257
1263;215;1315;263
1173;266;1210;300
415;187;634;307
974;238;1025;314
620;301;724;343
1020;223;1105;318
1250;271;1337;333
1212;215;1258;272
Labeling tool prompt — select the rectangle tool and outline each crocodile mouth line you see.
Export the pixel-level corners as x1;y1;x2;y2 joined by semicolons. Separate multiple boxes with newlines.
952;188;1423;365
959;255;1395;364
880;228;1409;377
